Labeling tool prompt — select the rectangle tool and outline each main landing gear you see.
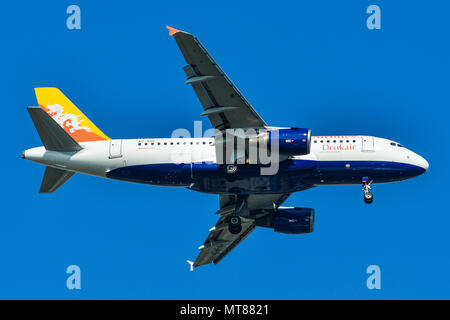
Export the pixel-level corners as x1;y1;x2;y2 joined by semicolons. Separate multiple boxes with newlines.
228;196;247;234
362;177;374;204
228;216;242;234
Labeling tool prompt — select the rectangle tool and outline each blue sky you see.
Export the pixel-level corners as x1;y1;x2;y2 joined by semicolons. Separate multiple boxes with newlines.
0;0;448;299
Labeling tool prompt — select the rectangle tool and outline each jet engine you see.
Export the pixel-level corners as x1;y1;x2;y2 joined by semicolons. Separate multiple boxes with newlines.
271;128;311;156
217;127;311;165
256;207;315;234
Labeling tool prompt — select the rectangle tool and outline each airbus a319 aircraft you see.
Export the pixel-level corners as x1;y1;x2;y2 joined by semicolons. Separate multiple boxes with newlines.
23;26;428;270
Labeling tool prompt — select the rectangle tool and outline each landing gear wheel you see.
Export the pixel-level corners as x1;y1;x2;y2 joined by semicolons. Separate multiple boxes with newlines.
364;192;374;204
362;177;374;204
228;216;242;234
226;165;238;182
226;165;238;174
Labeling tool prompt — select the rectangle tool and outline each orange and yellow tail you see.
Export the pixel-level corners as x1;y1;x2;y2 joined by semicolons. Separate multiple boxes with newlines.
35;87;110;142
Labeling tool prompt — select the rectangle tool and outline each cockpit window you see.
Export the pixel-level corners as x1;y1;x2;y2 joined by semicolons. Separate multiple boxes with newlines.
397;144;404;147
390;142;396;146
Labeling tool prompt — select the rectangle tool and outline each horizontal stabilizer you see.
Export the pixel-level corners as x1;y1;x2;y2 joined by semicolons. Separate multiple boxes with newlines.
27;107;82;152
40;166;75;193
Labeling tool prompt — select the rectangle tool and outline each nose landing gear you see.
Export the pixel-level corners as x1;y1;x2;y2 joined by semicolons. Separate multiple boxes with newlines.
362;177;373;204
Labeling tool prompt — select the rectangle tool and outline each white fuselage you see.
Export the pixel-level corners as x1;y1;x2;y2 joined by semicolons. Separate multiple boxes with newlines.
23;135;428;180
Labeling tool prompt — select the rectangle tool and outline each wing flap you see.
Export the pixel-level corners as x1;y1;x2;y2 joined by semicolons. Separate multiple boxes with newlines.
194;217;256;267
213;222;256;265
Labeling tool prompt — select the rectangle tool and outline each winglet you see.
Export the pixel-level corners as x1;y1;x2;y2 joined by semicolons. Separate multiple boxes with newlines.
186;260;195;272
166;25;181;36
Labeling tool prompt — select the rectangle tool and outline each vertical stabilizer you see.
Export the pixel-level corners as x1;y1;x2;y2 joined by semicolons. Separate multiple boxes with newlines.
34;87;110;142
27;107;82;152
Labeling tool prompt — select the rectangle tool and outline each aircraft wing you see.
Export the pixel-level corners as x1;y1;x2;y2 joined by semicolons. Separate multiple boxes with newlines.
167;26;267;130
189;193;291;270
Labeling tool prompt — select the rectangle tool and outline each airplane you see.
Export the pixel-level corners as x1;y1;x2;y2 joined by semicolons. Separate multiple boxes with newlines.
22;26;429;270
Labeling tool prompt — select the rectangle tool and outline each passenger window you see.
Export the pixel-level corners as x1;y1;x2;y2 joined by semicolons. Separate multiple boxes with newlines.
346;140;349;143
138;143;141;146
353;140;356;143
320;140;323;143
157;143;160;145
170;142;173;145
333;140;336;143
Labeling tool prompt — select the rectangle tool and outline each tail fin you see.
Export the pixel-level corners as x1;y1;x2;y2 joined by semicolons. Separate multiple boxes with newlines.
27;107;82;152
34;88;110;142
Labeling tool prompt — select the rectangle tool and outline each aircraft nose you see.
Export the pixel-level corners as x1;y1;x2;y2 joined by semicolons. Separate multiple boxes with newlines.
410;152;429;173
417;155;429;171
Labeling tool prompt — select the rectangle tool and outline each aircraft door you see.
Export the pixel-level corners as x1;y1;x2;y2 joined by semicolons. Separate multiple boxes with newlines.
109;139;123;159
361;136;374;152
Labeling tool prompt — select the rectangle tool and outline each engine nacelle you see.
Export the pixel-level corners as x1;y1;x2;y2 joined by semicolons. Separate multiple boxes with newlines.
256;207;315;234
269;128;311;156
272;207;315;234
